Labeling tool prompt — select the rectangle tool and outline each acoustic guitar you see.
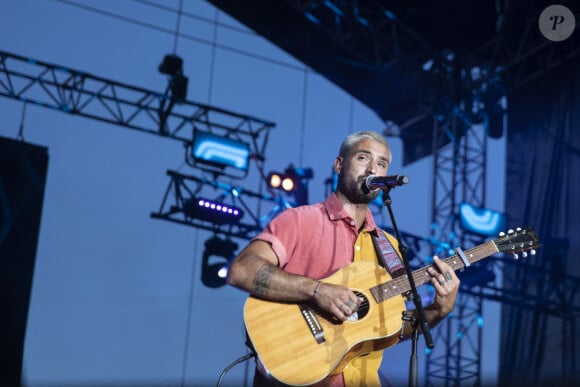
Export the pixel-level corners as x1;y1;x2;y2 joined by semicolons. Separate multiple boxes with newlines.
243;228;540;386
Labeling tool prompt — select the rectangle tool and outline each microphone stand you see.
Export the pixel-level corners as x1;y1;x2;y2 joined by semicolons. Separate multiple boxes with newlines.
381;187;434;387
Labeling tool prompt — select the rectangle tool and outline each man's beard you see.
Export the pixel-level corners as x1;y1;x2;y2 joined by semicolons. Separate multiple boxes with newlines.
337;175;381;204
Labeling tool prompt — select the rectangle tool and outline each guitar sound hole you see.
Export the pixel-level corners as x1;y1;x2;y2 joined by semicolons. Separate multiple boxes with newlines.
353;291;369;319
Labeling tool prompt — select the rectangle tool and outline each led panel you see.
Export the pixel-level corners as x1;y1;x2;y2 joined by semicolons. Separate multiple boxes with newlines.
192;130;250;171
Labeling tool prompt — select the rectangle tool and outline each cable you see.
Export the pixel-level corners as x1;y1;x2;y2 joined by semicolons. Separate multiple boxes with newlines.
172;0;183;53
216;352;255;387
18;101;27;141
132;0;253;35
54;0;305;72
180;230;201;387
298;67;308;166
207;8;220;104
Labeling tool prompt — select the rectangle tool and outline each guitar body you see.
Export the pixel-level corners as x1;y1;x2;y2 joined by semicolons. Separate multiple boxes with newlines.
244;261;406;386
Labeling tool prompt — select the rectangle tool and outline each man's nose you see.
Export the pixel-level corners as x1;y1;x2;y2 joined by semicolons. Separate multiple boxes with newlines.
366;161;377;174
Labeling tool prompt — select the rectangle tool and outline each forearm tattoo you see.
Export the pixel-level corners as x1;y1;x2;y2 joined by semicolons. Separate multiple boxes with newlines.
252;263;276;297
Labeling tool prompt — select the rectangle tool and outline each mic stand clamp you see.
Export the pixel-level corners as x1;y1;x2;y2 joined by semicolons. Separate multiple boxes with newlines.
382;187;434;387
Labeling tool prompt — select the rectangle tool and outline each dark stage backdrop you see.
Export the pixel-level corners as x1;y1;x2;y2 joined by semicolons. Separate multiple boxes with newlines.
502;62;580;386
0;137;48;386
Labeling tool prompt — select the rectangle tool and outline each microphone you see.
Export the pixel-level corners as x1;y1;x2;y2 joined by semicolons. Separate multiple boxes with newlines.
365;174;409;191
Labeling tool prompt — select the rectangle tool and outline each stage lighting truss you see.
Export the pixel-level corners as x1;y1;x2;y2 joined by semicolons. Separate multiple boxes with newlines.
151;169;279;240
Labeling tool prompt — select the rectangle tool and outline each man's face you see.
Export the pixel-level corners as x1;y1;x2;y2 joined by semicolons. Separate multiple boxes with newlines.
335;139;391;204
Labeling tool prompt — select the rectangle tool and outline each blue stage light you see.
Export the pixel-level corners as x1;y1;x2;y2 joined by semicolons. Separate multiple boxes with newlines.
192;130;250;171
459;202;507;236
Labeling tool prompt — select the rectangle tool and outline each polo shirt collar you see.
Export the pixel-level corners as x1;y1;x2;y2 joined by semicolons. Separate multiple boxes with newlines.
325;193;381;235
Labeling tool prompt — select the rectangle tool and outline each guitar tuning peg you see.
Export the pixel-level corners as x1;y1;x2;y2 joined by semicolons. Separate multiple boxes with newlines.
530;249;536;256
522;251;528;258
516;227;522;232
508;229;514;234
499;231;506;237
513;253;519;260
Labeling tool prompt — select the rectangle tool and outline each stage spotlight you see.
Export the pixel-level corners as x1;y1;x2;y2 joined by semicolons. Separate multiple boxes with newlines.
459;202;507;236
201;236;238;288
267;165;313;192
159;54;183;76
267;172;296;192
158;54;189;134
158;54;188;101
268;173;282;189
183;197;244;225
267;165;313;206
190;129;251;177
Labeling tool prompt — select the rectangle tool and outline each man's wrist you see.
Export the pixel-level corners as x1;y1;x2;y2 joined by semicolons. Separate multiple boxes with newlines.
311;281;321;299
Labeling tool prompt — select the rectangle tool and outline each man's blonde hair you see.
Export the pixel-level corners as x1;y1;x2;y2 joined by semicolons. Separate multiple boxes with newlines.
338;131;390;158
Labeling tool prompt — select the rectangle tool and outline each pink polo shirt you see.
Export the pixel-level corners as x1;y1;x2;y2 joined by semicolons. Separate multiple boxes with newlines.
253;192;382;280
253;193;404;386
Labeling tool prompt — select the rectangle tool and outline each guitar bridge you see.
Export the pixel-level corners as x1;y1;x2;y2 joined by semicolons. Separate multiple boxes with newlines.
299;305;325;344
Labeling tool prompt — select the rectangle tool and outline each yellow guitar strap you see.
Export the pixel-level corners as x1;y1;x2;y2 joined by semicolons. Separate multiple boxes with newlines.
342;231;396;386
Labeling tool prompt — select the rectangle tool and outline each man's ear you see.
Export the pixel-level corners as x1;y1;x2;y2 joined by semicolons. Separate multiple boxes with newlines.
334;156;343;174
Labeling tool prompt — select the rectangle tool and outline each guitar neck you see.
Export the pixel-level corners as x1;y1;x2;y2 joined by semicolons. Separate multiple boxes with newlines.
370;240;499;303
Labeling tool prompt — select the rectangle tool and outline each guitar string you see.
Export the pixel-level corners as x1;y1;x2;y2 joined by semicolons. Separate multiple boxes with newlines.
309;240;525;319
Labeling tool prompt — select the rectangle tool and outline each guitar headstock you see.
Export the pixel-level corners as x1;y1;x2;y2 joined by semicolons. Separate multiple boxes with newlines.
494;228;541;259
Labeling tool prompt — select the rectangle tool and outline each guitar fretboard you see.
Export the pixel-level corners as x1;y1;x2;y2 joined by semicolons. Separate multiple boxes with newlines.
370;240;499;303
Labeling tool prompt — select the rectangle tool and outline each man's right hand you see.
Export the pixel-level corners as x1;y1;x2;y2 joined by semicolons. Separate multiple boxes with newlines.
312;282;362;321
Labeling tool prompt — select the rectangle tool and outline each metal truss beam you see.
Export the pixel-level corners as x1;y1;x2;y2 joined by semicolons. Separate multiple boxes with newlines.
282;0;436;67
427;113;488;386
467;5;580;94
430;117;488;254
462;256;580;319
0;50;275;155
427;291;483;386
283;1;580;98
0;50;278;240
427;111;580;385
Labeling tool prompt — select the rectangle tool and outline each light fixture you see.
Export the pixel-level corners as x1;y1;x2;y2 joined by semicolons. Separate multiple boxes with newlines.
158;54;188;101
201;236;238;288
158;54;183;76
190;129;251;178
459;202;507;236
267;172;296;192
266;165;313;206
183;197;244;225
158;54;189;133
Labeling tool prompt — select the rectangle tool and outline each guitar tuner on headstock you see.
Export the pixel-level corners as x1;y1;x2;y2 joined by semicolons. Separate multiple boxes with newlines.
494;227;541;259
